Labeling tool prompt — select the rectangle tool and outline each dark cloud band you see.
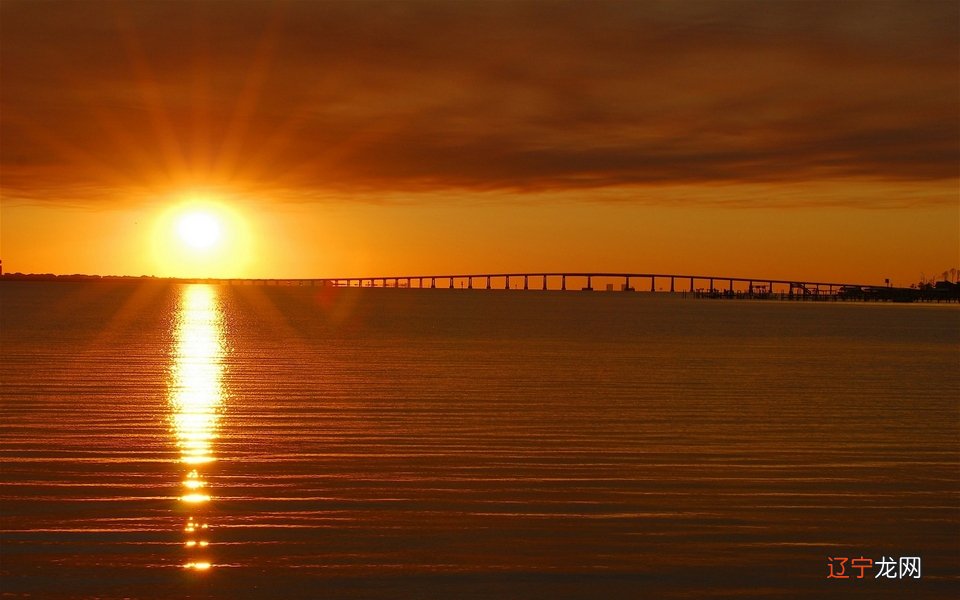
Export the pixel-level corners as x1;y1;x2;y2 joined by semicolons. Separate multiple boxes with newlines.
1;0;957;206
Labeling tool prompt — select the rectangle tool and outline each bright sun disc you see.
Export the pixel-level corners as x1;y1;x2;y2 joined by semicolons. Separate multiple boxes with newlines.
152;196;254;278
177;212;222;250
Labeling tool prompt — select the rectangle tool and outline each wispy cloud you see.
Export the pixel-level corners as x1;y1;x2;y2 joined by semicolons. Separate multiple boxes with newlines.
1;0;957;207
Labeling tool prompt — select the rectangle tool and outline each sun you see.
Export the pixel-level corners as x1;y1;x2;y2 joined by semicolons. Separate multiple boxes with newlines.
152;196;254;278
177;212;222;251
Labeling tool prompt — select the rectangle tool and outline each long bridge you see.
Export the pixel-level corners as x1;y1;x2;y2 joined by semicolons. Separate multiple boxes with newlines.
6;271;953;300
212;272;886;298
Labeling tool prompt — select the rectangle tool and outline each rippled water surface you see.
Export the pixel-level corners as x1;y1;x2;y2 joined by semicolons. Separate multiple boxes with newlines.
2;281;958;598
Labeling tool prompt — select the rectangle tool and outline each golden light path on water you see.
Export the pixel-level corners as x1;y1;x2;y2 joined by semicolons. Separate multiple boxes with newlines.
170;284;224;571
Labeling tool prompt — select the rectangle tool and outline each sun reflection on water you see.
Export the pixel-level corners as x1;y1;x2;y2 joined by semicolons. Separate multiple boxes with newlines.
170;284;224;570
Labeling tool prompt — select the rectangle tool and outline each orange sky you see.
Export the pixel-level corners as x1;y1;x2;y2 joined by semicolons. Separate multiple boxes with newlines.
1;0;957;285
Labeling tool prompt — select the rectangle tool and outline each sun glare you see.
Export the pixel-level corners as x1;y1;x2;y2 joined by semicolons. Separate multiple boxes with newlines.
152;195;254;278
177;212;222;250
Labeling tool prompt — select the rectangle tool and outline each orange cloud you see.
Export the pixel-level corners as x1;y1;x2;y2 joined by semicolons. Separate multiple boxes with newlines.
1;0;957;207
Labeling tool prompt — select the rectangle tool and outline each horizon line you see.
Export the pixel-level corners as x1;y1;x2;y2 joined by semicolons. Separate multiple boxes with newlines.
1;270;930;290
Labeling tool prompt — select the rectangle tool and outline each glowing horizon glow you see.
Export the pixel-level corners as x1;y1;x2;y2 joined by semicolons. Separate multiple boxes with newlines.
2;3;958;285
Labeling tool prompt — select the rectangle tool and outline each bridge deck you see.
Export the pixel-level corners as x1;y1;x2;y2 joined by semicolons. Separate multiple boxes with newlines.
206;272;884;295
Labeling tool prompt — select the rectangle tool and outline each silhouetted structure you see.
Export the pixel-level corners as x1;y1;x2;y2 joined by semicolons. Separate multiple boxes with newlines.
3;271;956;302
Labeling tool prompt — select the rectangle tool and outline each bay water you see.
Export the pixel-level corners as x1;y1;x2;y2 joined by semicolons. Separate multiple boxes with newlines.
1;281;957;598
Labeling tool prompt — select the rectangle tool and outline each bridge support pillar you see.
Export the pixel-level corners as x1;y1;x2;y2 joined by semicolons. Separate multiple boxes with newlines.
583;275;593;291
486;276;491;290
468;277;473;289
449;277;455;289
729;279;734;293
690;277;695;292
542;276;548;290
431;278;436;289
709;278;714;292
562;275;566;291
670;277;675;293
651;276;656;292
505;276;510;290
524;275;528;290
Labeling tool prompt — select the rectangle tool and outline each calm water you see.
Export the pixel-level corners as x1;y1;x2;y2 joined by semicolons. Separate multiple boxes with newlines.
1;281;958;598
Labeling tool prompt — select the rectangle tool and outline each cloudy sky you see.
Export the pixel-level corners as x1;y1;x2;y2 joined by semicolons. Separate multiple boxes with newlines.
1;0;957;281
